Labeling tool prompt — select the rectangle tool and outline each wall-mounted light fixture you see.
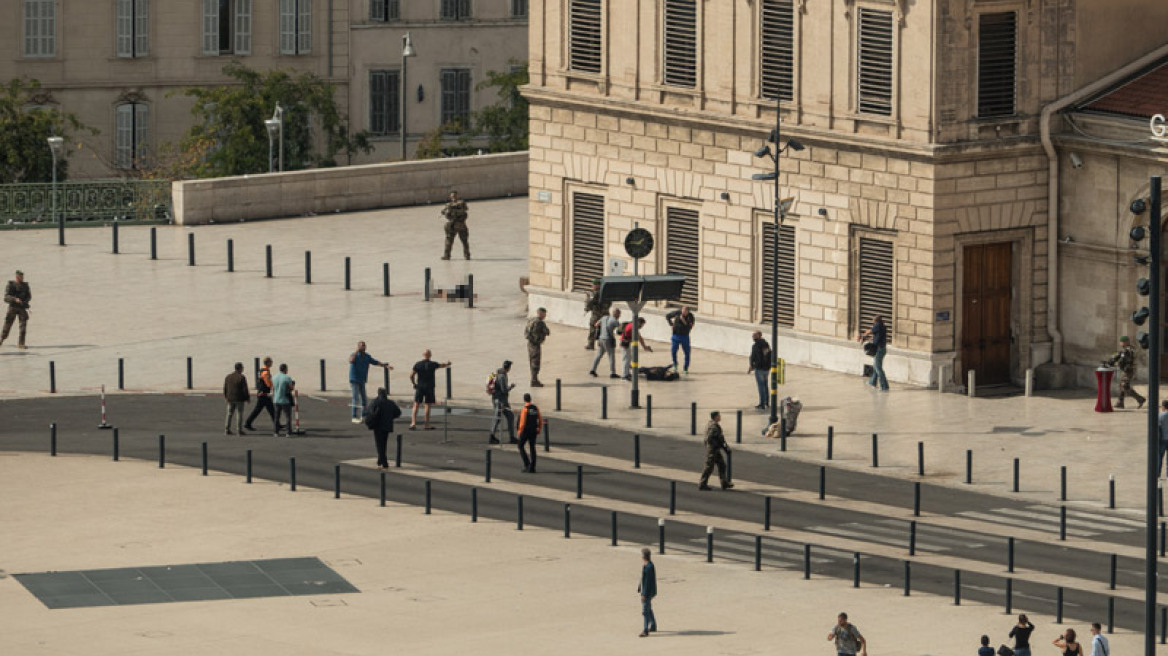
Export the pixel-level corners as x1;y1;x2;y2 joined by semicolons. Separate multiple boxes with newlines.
720;192;730;201
625;177;635;186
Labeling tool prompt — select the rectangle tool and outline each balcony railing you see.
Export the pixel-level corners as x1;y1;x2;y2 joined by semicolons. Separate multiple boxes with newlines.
0;180;171;226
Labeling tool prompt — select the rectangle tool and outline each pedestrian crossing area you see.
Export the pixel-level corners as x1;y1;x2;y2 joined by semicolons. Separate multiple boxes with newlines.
956;505;1147;538
674;533;836;569
804;519;987;555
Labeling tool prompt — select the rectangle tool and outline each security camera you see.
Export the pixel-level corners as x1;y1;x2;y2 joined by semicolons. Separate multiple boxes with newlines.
1069;152;1083;169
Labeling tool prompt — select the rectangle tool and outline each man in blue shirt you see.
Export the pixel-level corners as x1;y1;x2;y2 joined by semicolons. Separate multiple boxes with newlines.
859;316;889;392
271;363;296;437
638;548;657;637
349;341;392;423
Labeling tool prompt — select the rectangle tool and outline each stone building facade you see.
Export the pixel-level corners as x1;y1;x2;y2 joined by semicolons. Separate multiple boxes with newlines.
522;0;1168;388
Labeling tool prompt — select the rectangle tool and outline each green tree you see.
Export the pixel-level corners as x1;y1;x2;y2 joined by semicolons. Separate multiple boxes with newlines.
472;61;529;153
0;78;95;184
181;62;371;177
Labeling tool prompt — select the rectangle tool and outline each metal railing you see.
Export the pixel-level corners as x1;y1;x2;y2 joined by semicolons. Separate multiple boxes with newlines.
0;179;171;226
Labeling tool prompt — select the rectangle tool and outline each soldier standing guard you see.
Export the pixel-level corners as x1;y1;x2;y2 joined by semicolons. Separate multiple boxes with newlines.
698;411;733;490
525;307;551;387
1104;335;1146;409
441;190;471;260
584;278;610;350
1;270;32;349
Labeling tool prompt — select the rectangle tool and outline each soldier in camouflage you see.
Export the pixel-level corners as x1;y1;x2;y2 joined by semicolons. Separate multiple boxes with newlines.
441;190;471;260
584;278;610;350
1104;335;1146;409
698;411;733;490
0;270;31;349
525;307;551;387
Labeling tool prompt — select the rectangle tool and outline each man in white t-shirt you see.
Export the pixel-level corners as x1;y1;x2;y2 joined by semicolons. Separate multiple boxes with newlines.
1088;623;1109;656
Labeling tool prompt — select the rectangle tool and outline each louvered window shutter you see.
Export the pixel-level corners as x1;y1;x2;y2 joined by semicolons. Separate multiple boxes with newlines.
115;105;133;169
857;8;893;116
135;0;149;56
511;0;527;18
280;0;296;54
568;0;602;73
857;237;894;336
977;12;1016;118
663;0;696;88
117;0;133;57
387;0;399;20
134;104;150;166
202;0;219;55
759;0;793;101
665;207;700;307
235;0;252;55
571;193;606;292
297;0;312;54
761;223;796;326
371;0;385;20
370;71;387;134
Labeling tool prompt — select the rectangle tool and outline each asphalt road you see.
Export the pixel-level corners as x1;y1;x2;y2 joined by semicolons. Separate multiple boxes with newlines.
1;393;1164;632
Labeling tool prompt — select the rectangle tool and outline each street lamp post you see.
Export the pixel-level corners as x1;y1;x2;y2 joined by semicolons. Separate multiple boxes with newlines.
401;32;417;160
47;136;64;246
751;104;803;427
264;118;281;173
269;103;285;172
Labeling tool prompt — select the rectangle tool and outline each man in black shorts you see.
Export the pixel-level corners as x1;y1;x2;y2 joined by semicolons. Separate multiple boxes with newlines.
410;348;451;430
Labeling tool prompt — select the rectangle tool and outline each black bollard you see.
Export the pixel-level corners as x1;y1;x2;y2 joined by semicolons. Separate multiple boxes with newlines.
380;472;386;506
186;357;193;390
445;367;452;400
1162;606;1166;644
118;357;125;390
576;465;583;499
543;420;550;452
1060;465;1067;501
726;450;733;481
601;386;607;419
1013;457;1020;492
1060;505;1067;541
1006;578;1013;614
517;496;524;530
395;434;402;467
736;410;742;443
384;366;390;394
201;442;208;476
265;244;273;278
954;570;961;605
425;480;432;515
1109;475;1116;509
334;465;341;499
658;519;665;554
383;262;390;296
49;360;56;393
909;520;917;556
485;449;492;482
424;267;431;302
669;481;676;515
471;488;478;523
1110;553;1117;590
764;497;772;531
467;274;474;309
188;233;195;266
780;418;787;452
646;394;653;427
555;378;561;411
706;527;714;563
112;221;119;254
803;545;811;579
818;466;826;500
227;238;234;272
965;449;972;484
853;552;860;587
827;426;834;460
150;226;157;260
320;359;326;392
917;441;924;476
112;427;119;461
1056;587;1063;623
1008;537;1015;572
1161;484;1165;517
871;433;879;467
158;434;165;468
903;560;911;596
1162;522;1166;558
563;504;571;538
611;511;618;546
246;449;252;483
690;402;697;435
344;256;351;291
913;482;921;517
254;357;260;381
305;250;312;284
289;457;296;491
634;434;641;468
754;535;762;571
49;423;56;456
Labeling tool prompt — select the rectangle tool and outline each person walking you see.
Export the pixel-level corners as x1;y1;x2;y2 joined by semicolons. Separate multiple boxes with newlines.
1053;628;1082;656
0;269;32;349
665;306;696;375
245;357;275;432
827;612;867;656
223;362;250;435
637;547;658;637
410;349;451;430
516;393;542;473
584;279;611;350
749;331;772;410
365;387;402;470
525;308;551;387
440;190;471;260
1009;614;1036;656
1086;623;1108;656
698;411;733;490
1104;336;1145;409
271;363;295;437
621;317;650;380
489;360;517;445
859;315;889;391
349;341;391;423
589;308;621;378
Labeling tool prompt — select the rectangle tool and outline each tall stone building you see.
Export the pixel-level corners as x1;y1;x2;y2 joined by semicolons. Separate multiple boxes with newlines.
522;0;1168;388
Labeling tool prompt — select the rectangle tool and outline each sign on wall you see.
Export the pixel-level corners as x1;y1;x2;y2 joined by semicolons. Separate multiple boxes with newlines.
1151;114;1168;144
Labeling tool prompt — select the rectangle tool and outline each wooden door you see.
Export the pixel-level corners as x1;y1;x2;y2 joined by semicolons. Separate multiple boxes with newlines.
962;242;1013;385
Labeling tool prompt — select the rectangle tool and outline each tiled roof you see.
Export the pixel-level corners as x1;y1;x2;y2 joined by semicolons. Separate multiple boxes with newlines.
1081;61;1168;119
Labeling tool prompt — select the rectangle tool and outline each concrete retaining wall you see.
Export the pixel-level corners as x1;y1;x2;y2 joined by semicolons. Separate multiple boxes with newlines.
172;152;528;225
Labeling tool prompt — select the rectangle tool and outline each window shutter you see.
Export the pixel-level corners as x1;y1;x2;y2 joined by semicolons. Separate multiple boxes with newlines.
441;0;467;19
441;69;456;124
665;207;700;307
135;0;149;57
117;0;133;58
458;69;471;125
134;103;150;166
115;105;133;169
371;71;400;135
511;0;527;18
761;222;796;327
857;8;893;116
662;0;697;88
387;0;399;20
759;0;793;101
25;0;56;58
571;192;606;292
977;12;1016;118
297;0;312;54
371;0;385;20
202;0;219;55
280;0;295;54
235;0;252;55
857;237;894;337
568;0;602;73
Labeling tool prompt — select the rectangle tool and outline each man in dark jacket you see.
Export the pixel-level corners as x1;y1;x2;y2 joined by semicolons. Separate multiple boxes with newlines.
638;548;658;637
223;362;250;435
245;357;275;431
698;411;732;490
516;393;541;473
748;331;772;410
366;388;402;469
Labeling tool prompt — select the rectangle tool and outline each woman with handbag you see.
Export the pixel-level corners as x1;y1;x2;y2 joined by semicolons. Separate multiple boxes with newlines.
858;316;889;391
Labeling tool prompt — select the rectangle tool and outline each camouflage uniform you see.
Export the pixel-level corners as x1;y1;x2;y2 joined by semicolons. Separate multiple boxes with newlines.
525;315;551;386
1106;343;1145;409
441;198;470;260
1;278;31;348
583;286;611;350
698;419;732;490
